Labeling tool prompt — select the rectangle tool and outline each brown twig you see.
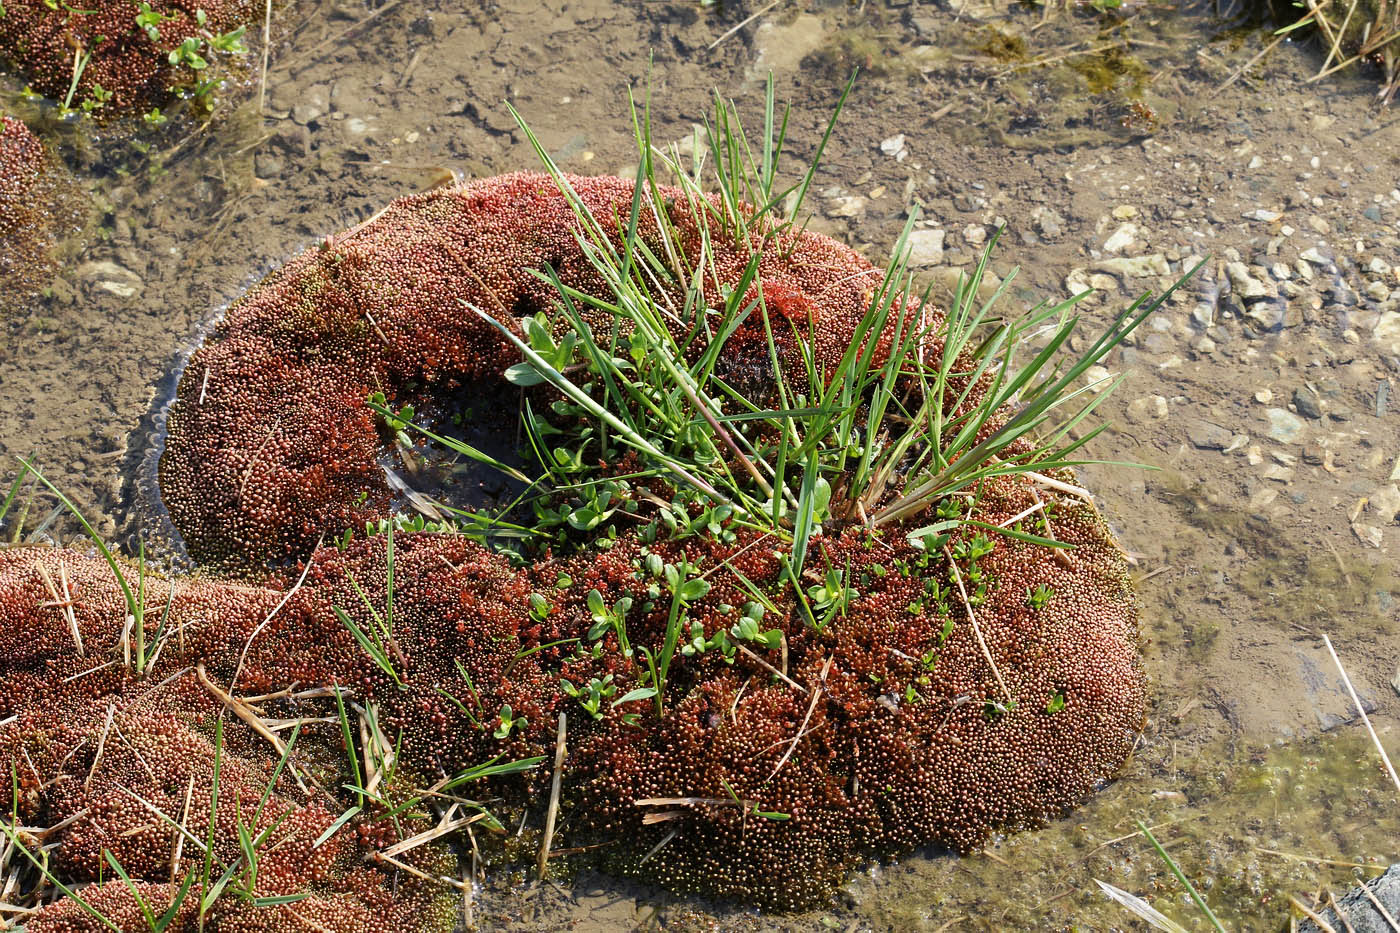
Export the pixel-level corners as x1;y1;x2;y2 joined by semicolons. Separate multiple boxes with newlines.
1322;634;1400;794
196;663;310;792
767;657;830;781
1289;894;1340;933
944;545;1013;705
37;561;83;657
537;712;567;880
736;643;806;694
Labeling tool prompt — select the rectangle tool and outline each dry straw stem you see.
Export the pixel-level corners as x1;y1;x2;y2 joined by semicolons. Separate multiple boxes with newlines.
196;663;311;793
537;712;567;880
1288;893;1339;933
1357;878;1400;931
944;544;1014;705
1322;633;1400;794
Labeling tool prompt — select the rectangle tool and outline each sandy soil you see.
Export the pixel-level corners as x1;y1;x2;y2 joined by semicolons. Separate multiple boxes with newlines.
2;0;1399;928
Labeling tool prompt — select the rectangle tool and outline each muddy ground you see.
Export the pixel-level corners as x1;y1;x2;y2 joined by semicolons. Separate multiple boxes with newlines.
2;0;1399;929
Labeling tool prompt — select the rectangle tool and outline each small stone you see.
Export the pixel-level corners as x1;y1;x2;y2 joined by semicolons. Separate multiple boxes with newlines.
254;153;283;178
1226;261;1271;299
1243;208;1282;222
79;260;143;300
1265;408;1305;444
1126;395;1168;424
1245;301;1286;333
1084;365;1113;392
1375;311;1400;352
1254;388;1273;403
1353;521;1384;547
1364;205;1383;222
1112;205;1139;220
1187;418;1232;450
1366;280;1390;302
1095;254;1169;278
1300;246;1333;266
1301;444;1325;466
1292;387;1323;419
904;228;945;267
1370;484;1400;524
879;133;906;156
1368;257;1393;276
1271;262;1292;280
1102;223;1138;254
827;195;867;218
1262;463;1294;482
291;84;329;124
1034;207;1064;239
963;224;987;246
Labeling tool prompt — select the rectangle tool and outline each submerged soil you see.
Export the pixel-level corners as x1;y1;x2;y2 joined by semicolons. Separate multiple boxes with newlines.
1;0;1398;929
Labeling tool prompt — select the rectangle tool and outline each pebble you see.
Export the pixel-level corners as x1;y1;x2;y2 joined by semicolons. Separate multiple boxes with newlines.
1102;223;1138;254
1265;407;1305;444
1112;205;1139;220
292;84;329;124
1187;418;1233;450
1033;207;1064;239
1096;254;1169;278
1254;388;1273;403
1292;387;1323;419
1271;262;1291;280
827;195;867;218
1366;280;1390;302
963;224;987;247
1225;261;1270;299
1375;311;1400;353
1245;300;1286;333
1262;464;1294;483
79;260;143;299
1243;209;1282;222
1300;246;1333;266
1084;365;1113;392
1371;484;1400;524
879;133;906;157
1126;395;1168;424
1364;205;1383;222
905;228;945;267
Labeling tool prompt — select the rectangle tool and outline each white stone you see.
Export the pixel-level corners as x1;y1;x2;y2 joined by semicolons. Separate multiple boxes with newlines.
1102;223;1138;254
1084;365;1114;392
880;133;906;156
827;195;867;218
905;228;945;267
1376;311;1400;353
1096;254;1170;278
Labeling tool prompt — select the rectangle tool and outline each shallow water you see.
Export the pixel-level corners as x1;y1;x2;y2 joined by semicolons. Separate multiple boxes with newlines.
2;0;1399;929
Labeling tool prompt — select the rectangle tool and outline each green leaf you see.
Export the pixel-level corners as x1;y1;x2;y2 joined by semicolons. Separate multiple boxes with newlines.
612;686;657;706
678;577;711;602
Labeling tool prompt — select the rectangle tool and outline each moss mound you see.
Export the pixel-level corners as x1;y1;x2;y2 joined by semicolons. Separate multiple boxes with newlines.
3;170;1150;922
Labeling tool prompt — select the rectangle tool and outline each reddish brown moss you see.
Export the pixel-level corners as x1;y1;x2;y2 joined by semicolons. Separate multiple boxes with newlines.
4;173;1147;919
159;173;881;571
0;0;253;116
0;114;82;315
